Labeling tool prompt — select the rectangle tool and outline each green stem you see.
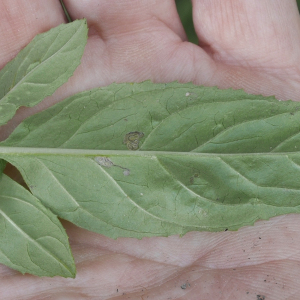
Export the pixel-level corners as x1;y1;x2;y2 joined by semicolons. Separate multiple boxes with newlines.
60;0;72;23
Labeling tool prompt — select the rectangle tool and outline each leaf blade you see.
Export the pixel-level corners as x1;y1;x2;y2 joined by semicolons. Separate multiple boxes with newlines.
0;149;299;238
1;82;300;238
1;82;300;153
0;19;88;125
0;174;75;277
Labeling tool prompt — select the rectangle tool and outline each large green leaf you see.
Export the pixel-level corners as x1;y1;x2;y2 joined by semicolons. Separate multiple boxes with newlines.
0;19;87;126
0;174;75;277
1;82;300;238
2;81;300;153
0;149;300;238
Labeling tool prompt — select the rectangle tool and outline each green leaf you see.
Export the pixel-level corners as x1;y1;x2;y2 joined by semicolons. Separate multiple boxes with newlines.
1;82;300;238
3;81;300;152
0;19;88;126
1;149;300;238
0;174;75;277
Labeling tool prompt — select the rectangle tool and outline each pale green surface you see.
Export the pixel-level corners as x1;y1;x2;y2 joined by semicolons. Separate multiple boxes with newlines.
3;81;300;153
0;19;87;125
0;174;75;277
0;149;299;238
1;82;300;238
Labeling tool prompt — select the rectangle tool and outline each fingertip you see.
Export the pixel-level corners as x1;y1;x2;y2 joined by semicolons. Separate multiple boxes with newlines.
0;0;66;68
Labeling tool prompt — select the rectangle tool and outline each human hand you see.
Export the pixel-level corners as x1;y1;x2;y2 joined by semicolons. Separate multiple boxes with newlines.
1;1;300;299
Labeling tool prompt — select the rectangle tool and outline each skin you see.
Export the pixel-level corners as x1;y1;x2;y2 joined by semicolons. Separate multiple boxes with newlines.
1;0;300;299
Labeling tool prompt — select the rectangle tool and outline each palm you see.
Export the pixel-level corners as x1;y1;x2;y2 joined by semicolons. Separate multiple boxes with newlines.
1;1;300;299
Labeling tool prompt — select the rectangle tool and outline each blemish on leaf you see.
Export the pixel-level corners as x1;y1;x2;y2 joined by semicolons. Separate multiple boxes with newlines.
94;156;114;168
123;169;130;176
123;131;144;150
190;173;200;184
94;156;130;176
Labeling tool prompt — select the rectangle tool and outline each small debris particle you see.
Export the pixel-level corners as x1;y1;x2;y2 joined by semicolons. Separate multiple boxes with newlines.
257;295;265;300
140;193;143;196
180;282;190;290
185;92;190;96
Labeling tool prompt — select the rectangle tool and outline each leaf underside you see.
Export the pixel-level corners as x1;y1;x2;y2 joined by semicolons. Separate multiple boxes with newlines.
0;174;75;277
1;82;300;238
0;19;87;126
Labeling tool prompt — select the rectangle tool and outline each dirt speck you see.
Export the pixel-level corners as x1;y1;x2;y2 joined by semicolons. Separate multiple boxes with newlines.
180;282;190;290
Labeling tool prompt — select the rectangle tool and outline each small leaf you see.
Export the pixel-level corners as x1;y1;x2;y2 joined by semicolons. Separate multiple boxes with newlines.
1;82;300;238
0;174;75;277
0;19;88;125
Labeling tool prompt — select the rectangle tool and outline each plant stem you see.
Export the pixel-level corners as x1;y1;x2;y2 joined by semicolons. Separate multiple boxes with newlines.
60;0;72;23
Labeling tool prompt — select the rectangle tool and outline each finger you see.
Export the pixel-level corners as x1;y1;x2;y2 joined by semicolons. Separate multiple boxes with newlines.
0;0;66;69
191;0;300;100
55;0;214;89
63;0;187;41
3;216;300;299
62;216;300;299
192;0;300;68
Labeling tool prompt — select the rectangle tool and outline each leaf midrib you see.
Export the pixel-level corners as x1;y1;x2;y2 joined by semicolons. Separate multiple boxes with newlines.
0;146;299;157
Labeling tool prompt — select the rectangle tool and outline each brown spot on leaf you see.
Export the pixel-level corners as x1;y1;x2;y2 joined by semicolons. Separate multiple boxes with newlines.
123;131;144;150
